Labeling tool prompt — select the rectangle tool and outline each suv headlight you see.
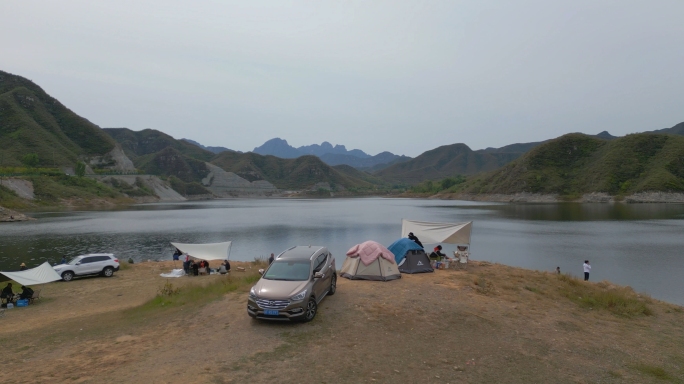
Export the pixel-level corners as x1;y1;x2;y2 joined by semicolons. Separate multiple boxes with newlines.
249;287;257;299
290;289;307;302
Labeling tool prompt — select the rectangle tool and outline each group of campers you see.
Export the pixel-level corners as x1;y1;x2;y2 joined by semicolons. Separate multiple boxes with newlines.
408;232;469;268
1;283;34;307
176;249;231;276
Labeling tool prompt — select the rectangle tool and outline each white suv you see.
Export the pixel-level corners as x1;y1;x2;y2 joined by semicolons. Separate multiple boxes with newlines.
53;253;120;282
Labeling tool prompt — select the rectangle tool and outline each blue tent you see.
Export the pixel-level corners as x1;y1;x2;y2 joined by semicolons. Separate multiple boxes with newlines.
388;238;424;264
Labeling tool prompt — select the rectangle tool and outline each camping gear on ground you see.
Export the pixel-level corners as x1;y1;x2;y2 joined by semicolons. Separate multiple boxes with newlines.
160;269;186;278
29;289;42;304
6;303;13;309
340;241;401;281
16;299;28;307
387;238;433;274
0;262;63;286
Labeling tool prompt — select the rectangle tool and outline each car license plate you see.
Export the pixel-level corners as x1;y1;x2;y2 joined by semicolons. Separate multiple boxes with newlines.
264;309;279;316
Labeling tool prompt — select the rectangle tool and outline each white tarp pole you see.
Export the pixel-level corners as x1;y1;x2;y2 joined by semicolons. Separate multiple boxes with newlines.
0;262;62;286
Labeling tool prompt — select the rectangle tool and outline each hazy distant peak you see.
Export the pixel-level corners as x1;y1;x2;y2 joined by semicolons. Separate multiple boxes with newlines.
594;131;616;140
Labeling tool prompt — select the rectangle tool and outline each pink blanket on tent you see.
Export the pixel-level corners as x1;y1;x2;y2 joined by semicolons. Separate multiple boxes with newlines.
346;241;396;266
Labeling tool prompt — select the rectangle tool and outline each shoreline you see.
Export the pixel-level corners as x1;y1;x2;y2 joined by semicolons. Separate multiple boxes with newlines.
424;191;684;204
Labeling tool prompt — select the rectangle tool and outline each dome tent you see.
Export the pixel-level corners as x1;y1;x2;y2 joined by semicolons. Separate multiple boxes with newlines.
388;238;433;274
340;241;401;281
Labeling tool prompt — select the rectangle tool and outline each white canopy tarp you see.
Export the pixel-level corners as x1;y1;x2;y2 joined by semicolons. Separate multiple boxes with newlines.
0;262;62;286
170;241;232;261
401;219;473;244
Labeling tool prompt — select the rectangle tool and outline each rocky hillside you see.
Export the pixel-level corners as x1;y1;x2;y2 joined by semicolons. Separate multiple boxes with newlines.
0;70;121;169
211;152;377;191
455;133;684;196
375;143;520;184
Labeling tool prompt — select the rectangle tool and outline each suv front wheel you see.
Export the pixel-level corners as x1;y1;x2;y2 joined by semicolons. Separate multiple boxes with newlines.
102;267;114;277
303;297;317;322
62;271;74;282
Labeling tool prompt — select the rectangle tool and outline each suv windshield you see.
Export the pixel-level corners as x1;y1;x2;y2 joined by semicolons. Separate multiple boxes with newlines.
263;260;311;281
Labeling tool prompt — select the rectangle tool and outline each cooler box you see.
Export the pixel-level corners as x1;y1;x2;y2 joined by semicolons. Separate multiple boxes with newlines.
16;299;28;307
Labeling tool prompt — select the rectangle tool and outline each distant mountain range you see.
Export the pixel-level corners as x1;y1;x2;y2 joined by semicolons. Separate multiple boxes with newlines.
251;138;409;170
103;128;383;193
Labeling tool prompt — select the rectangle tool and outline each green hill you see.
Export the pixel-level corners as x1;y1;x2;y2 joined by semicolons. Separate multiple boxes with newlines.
332;164;388;186
375;143;520;185
0;70;116;168
103;128;215;163
455;133;684;196
211;152;376;191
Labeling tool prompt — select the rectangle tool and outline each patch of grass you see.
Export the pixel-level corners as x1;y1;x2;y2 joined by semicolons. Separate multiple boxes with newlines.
557;274;653;317
630;363;673;381
607;370;623;378
128;273;261;315
474;275;495;295
30;175;124;202
523;285;542;294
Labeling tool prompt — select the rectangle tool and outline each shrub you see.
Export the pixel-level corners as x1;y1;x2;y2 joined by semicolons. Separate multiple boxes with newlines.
556;274;652;317
21;153;39;168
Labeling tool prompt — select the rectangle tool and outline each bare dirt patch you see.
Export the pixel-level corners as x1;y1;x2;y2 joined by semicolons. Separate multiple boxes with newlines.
1;261;683;383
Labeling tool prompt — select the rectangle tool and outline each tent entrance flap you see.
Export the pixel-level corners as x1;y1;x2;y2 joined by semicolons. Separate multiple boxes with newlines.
170;241;232;261
401;220;472;244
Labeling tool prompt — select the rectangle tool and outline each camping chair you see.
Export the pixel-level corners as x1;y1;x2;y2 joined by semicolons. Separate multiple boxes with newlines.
458;251;469;270
29;289;41;304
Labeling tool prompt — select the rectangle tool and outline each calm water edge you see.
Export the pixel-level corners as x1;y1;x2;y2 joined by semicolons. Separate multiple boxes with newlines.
1;198;683;305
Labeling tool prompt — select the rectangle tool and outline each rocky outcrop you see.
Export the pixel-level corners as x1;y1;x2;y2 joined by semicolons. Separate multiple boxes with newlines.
0;178;34;200
624;192;684;203
88;145;137;173
202;164;279;197
91;175;186;202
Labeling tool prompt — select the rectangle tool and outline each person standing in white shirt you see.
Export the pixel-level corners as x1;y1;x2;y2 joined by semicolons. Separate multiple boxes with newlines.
583;260;591;281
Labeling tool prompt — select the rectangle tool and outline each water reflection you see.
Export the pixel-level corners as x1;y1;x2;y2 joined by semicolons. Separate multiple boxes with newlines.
440;203;684;221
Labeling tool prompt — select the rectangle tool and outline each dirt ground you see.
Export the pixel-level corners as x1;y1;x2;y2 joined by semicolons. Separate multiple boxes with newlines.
1;261;683;383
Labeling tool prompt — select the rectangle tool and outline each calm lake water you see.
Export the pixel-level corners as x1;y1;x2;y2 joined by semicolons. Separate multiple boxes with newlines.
1;198;684;304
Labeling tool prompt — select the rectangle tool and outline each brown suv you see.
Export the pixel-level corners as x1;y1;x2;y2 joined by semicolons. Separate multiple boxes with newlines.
247;246;336;322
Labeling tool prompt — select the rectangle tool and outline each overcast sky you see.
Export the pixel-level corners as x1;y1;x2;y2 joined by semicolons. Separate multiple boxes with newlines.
1;1;683;157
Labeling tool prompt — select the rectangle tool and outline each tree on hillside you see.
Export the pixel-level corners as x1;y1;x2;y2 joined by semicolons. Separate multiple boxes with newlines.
21;153;39;168
75;162;86;177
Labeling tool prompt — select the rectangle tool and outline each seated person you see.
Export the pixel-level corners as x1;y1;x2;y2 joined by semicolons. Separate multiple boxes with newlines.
407;232;424;248
1;283;14;301
190;260;199;276
20;286;34;300
429;245;448;261
198;260;208;275
224;260;231;272
218;261;228;275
